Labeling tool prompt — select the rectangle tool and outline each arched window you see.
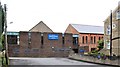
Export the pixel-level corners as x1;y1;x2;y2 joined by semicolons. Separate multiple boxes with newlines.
86;36;88;44
90;36;93;44
94;36;96;44
82;36;84;44
99;37;101;40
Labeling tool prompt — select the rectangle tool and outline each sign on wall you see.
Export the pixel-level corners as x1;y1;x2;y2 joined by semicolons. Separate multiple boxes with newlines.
48;34;59;40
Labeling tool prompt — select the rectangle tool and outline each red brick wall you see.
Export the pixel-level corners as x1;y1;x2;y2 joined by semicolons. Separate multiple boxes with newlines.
65;24;79;34
79;33;103;52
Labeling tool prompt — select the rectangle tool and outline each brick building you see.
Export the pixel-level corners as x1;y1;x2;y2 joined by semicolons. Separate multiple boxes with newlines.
7;22;75;57
8;32;73;57
7;21;104;57
65;24;104;52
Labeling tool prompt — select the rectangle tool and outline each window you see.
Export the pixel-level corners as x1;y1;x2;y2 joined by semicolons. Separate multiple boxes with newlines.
107;31;110;35
41;33;44;48
94;36;96;44
106;40;110;49
17;36;20;45
62;37;64;45
41;33;43;45
28;32;31;44
99;37;101;40
90;36;93;44
73;34;78;45
82;36;84;44
73;37;78;45
106;25;110;35
8;35;17;44
101;37;103;39
86;36;88;44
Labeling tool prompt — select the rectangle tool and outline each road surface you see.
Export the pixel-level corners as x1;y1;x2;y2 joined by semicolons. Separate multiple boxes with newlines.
9;57;111;67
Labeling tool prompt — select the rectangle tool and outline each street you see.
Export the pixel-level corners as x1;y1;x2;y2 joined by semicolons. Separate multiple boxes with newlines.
9;57;111;67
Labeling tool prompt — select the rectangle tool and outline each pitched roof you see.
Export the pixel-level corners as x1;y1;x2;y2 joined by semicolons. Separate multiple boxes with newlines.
29;21;53;32
71;24;104;34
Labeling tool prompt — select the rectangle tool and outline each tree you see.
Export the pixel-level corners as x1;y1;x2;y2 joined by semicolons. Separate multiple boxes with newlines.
0;4;4;36
0;34;4;51
97;40;104;51
0;3;5;51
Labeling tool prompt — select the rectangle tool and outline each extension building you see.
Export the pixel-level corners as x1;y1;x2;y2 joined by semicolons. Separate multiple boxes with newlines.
65;24;104;52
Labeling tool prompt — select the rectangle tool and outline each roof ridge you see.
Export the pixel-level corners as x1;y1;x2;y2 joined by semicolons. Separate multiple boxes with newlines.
29;21;53;32
70;24;104;34
71;24;103;27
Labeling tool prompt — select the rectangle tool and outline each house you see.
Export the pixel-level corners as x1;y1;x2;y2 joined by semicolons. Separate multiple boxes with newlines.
65;24;104;52
100;4;120;56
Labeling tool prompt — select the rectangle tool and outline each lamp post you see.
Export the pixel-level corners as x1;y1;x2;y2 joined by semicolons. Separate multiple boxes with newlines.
4;4;8;65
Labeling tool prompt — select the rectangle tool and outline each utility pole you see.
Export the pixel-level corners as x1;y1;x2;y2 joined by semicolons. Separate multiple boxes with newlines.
110;10;112;58
118;1;120;66
4;4;8;65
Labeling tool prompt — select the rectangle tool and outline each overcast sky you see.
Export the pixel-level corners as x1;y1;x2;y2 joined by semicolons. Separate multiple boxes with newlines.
1;0;120;33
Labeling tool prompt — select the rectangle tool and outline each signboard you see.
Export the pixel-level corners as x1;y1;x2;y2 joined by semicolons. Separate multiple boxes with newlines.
7;32;19;35
48;34;59;40
79;49;84;52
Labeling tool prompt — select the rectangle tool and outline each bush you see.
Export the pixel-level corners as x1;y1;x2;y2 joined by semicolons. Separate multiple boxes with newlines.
97;40;104;51
88;52;93;56
91;50;98;53
100;53;104;56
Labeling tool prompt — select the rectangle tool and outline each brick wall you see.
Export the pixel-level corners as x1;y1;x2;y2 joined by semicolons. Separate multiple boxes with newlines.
79;33;103;52
8;32;73;57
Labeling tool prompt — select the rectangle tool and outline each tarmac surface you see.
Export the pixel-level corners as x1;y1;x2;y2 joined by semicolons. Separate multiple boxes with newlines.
9;57;97;65
8;57;111;67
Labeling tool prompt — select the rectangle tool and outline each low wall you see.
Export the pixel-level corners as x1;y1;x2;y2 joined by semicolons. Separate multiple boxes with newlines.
69;53;120;66
8;45;71;57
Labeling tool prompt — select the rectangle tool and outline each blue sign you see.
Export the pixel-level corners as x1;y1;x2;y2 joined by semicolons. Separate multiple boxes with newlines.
79;49;84;52
48;34;59;40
